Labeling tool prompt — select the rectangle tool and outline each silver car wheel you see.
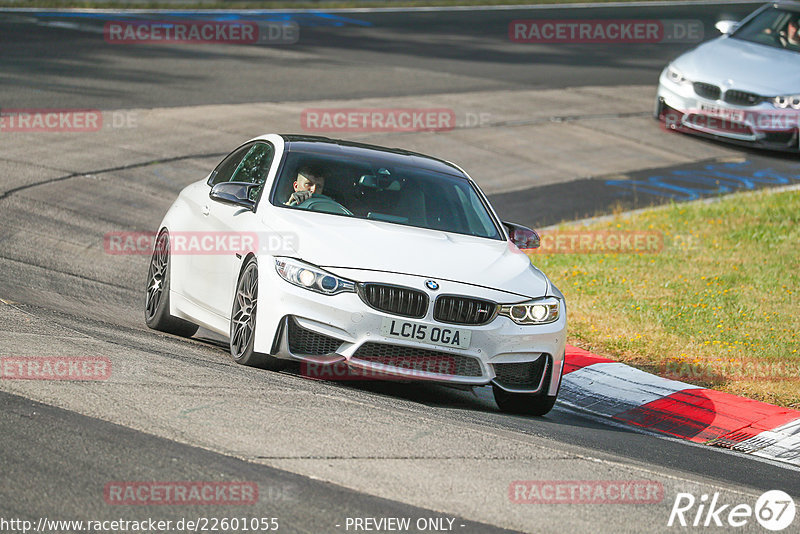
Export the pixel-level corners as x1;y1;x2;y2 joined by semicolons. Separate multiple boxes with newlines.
231;261;258;359
145;232;169;321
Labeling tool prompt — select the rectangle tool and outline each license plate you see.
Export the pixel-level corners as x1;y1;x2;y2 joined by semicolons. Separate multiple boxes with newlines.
698;103;744;122
380;317;471;350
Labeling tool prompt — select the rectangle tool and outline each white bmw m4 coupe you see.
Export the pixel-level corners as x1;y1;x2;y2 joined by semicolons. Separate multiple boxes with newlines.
145;134;566;415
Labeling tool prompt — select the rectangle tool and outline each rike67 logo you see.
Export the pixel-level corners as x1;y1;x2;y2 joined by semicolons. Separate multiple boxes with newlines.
668;490;796;531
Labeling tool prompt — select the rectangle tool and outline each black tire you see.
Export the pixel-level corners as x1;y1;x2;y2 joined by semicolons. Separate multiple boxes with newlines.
229;258;286;370
654;97;664;120
493;386;558;416
145;230;199;338
492;359;561;416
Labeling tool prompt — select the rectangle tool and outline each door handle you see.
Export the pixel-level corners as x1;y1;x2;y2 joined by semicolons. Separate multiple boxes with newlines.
202;205;210;216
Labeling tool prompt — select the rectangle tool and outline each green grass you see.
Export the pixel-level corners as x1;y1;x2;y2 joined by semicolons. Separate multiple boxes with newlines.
530;188;800;409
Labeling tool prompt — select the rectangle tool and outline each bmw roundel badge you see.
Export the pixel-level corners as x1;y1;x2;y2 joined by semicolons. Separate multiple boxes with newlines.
425;280;439;291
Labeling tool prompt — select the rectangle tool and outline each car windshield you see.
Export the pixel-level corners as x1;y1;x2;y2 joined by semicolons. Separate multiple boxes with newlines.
731;7;800;52
271;149;502;240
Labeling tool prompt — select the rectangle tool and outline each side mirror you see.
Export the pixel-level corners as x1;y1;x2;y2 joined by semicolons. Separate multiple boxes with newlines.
503;221;540;250
715;20;738;34
209;182;257;210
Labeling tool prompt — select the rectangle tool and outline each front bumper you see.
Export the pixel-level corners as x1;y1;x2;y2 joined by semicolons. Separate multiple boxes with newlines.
254;262;566;395
656;73;800;152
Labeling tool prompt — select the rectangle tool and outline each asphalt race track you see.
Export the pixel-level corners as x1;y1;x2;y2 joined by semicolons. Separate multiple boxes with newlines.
1;2;799;533
0;2;765;108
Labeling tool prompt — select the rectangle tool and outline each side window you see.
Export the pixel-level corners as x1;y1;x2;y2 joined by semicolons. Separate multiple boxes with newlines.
229;143;275;200
208;143;256;187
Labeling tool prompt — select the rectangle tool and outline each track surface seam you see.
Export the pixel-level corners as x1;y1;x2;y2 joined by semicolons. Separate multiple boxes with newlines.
0;152;225;202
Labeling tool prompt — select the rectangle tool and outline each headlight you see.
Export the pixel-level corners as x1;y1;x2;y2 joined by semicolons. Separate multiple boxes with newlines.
772;95;800;109
274;258;355;295
499;297;560;325
665;66;691;86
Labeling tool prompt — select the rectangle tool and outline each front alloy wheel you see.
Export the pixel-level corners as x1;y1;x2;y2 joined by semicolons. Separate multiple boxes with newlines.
229;258;286;370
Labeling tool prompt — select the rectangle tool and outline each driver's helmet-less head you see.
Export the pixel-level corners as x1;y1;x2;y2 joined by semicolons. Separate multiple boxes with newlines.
294;167;325;194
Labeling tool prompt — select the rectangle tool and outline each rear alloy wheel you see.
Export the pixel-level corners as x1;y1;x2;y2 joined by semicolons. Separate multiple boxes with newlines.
145;230;199;337
492;361;560;416
229;258;286;370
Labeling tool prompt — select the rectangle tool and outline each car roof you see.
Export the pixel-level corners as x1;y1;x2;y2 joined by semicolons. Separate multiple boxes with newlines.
278;134;466;177
773;1;800;11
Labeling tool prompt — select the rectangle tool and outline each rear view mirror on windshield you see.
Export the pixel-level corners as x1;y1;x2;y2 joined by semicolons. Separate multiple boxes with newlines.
358;168;402;191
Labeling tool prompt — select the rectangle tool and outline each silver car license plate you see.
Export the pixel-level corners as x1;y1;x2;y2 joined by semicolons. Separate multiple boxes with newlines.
380;317;471;350
699;102;744;122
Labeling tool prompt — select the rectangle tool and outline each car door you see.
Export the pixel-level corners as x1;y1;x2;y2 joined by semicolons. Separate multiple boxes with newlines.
200;142;276;321
176;142;257;319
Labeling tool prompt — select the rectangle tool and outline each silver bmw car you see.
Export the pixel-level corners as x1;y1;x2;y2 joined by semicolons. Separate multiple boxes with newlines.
656;1;800;151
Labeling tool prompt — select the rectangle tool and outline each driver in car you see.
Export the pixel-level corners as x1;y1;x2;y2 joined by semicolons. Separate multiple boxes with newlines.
767;15;800;47
286;167;325;206
781;16;800;47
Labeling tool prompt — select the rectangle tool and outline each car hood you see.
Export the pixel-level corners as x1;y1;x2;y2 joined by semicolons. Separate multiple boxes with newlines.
672;36;800;95
265;209;549;299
